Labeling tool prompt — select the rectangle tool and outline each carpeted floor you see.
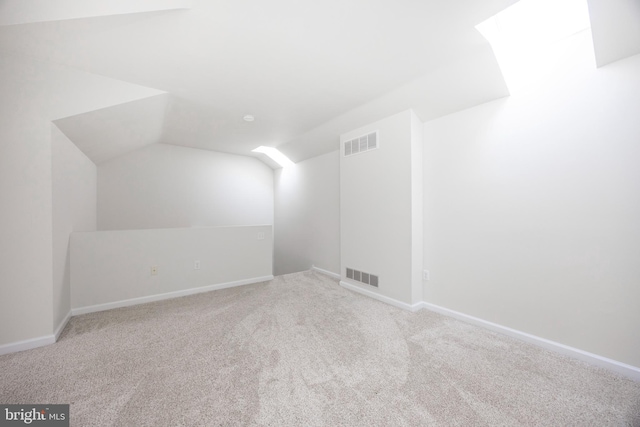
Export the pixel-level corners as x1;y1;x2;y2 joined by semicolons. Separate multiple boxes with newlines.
1;270;639;426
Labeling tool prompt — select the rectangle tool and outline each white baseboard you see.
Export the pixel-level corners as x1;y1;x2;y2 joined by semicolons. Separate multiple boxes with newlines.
54;311;72;341
72;275;274;316
0;276;273;356
340;281;423;312
0;334;55;356
0;311;72;356
419;301;640;382
336;282;640;381
311;266;341;280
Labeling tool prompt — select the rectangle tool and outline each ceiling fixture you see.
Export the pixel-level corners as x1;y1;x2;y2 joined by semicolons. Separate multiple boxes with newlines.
243;115;255;122
252;146;295;168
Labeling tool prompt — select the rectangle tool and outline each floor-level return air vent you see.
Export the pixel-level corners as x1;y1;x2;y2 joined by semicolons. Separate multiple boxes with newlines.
343;131;378;157
346;268;378;287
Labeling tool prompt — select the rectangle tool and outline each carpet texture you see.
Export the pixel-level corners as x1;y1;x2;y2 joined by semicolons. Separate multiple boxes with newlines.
1;270;639;426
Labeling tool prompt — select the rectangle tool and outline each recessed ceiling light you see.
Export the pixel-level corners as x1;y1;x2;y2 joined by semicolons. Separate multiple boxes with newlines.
243;115;255;122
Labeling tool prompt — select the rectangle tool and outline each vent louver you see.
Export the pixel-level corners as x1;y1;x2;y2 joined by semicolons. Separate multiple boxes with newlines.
346;267;378;287
343;131;378;157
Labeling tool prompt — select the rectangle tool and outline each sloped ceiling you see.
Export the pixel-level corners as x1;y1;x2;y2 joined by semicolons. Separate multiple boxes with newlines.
0;0;191;26
0;0;525;164
587;0;640;67
53;94;170;164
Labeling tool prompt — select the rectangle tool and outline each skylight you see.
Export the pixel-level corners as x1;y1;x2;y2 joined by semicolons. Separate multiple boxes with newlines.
476;0;592;94
252;146;295;168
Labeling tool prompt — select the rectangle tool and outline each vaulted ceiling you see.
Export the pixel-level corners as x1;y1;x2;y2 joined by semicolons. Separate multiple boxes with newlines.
1;0;638;165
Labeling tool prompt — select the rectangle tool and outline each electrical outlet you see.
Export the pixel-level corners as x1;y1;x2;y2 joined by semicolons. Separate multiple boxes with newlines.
423;270;430;281
151;266;158;276
257;232;265;240
194;260;201;270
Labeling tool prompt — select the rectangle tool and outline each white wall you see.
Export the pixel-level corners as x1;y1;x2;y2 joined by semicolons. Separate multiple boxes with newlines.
0;53;163;348
52;125;97;331
410;113;424;304
70;226;272;311
341;110;422;305
0;62;53;346
98;143;274;230
423;34;640;367
274;150;340;276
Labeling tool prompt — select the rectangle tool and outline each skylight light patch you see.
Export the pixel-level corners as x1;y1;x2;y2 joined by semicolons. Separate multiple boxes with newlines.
252;146;295;168
476;0;592;94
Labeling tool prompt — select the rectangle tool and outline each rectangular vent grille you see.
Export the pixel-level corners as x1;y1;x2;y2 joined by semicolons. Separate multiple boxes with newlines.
343;131;378;157
346;268;378;287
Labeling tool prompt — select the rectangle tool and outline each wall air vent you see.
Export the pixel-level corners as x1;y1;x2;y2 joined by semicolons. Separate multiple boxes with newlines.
343;131;378;157
346;267;378;287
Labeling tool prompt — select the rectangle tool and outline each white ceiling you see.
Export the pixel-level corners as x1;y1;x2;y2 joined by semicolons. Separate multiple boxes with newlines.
0;0;190;26
53;94;170;164
3;0;635;165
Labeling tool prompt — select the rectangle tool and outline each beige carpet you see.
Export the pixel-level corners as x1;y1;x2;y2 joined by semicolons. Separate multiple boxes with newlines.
1;270;639;426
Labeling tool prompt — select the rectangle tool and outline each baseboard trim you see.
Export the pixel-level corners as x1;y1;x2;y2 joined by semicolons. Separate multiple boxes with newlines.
311;266;341;280
0;335;55;356
419;301;640;382
0;311;72;356
72;275;274;316
1;276;273;356
54;311;72;341
340;281;423;312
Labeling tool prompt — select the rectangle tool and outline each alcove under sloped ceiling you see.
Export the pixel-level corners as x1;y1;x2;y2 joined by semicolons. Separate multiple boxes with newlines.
52;93;310;166
0;0;524;166
2;0;638;167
